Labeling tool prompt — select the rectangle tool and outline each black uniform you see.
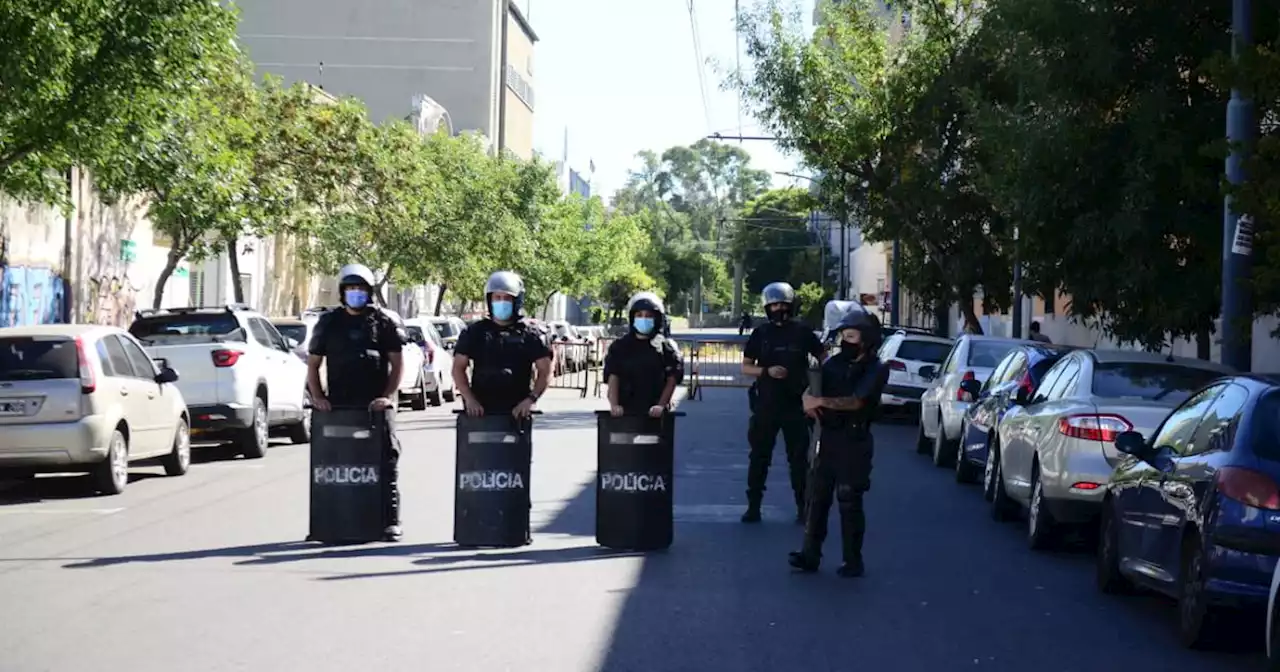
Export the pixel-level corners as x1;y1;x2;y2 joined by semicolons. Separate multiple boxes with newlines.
743;321;825;516
308;308;408;527
603;334;683;414
454;318;551;414
796;350;890;574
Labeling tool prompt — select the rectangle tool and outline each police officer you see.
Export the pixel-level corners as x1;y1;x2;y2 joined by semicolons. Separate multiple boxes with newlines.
605;291;683;417
740;282;826;524
307;263;408;542
789;310;890;577
451;271;553;418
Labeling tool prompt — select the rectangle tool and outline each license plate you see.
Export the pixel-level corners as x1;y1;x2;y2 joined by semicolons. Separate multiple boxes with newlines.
0;400;27;416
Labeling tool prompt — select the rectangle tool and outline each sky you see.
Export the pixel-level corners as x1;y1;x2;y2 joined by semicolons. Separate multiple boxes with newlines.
521;0;817;201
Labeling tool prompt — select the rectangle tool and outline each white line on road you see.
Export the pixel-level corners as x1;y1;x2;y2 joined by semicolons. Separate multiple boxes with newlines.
0;507;125;515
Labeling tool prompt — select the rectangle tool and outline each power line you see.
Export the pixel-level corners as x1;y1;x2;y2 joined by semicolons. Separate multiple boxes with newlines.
734;0;743;145
686;0;713;133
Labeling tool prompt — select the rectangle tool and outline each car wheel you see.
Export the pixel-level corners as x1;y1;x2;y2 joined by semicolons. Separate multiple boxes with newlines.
288;392;312;444
955;432;980;484
1178;536;1220;649
982;439;999;502
161;419;191;476
428;375;444;407
990;449;1016;522
444;385;456;403
1096;501;1131;594
92;429;129;495
238;397;269;460
915;415;931;455
1027;465;1057;550
936;419;957;465
410;375;429;411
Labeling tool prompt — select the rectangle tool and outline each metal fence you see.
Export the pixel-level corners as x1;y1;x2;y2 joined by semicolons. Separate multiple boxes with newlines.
682;338;754;401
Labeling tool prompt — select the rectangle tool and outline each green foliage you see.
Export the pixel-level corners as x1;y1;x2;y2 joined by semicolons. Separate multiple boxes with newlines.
731;187;830;296
794;281;830;327
0;0;241;204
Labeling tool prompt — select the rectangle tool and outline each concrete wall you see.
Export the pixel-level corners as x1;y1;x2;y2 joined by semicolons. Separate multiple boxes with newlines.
237;0;497;130
503;4;536;159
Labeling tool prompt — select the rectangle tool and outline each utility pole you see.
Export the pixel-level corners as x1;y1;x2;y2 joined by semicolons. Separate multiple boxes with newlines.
1011;225;1023;338
839;221;847;300
890;239;901;326
1221;0;1255;371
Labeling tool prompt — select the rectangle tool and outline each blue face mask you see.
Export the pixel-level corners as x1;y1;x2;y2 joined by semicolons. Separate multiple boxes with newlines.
633;317;656;335
491;300;514;321
344;289;369;309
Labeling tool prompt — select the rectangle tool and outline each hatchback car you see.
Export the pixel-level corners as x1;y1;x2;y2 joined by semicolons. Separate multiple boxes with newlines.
1100;374;1279;648
918;335;1030;459
0;325;190;495
991;349;1233;549
877;331;953;416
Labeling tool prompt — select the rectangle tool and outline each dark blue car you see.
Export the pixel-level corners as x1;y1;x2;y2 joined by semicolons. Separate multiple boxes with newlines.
1097;374;1280;649
952;344;1075;485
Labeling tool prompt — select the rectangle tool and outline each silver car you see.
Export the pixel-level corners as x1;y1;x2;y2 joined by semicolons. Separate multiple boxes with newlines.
989;349;1233;549
919;335;1031;458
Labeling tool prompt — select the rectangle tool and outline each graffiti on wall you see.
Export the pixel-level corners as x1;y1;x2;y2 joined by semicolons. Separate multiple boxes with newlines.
84;275;137;328
0;266;66;327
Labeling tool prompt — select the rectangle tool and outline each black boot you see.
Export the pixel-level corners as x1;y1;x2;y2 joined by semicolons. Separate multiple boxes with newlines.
788;549;820;573
836;558;864;578
741;495;762;523
838;494;866;578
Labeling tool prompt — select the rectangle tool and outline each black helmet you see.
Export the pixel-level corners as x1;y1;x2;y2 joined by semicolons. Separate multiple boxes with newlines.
626;291;666;332
835;309;883;353
761;281;798;324
484;270;525;316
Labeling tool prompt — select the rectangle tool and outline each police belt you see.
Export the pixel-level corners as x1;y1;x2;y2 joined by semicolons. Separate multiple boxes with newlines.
819;419;872;439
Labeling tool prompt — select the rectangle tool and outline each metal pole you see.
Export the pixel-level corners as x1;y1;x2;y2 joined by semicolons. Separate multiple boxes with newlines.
890;238;901;326
1011;258;1023;339
497;0;510;154
1221;0;1255;371
839;221;847;300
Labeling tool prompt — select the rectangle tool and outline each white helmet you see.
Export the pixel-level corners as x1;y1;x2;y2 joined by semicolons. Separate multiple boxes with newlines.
337;263;375;288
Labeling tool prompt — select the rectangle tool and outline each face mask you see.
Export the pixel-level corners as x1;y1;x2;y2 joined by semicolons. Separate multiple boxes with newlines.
491;300;514;321
633;317;655;335
766;306;791;324
343;289;369;309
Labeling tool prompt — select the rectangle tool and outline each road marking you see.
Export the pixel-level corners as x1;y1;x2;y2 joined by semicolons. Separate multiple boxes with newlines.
0;507;125;515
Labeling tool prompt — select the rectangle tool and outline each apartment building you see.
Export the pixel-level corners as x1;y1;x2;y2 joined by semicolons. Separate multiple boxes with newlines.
236;0;538;158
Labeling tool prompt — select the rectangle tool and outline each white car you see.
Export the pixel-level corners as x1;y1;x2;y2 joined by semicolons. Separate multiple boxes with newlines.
877;331;954;412
0;324;191;495
130;305;309;458
299;306;428;409
405;318;456;407
919;335;1031;459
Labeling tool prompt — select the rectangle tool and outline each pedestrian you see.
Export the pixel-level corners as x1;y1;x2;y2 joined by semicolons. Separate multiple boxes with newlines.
739;311;752;336
740;281;827;524
1029;320;1052;343
451;271;553;418
307;263;408;541
789;310;890;577
605;291;683;418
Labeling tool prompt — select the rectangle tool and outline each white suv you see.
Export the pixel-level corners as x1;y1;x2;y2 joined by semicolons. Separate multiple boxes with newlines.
0;324;191;494
877;331;955;413
129;305;309;458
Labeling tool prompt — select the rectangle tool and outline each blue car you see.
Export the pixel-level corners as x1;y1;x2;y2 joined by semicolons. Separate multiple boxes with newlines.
1097;374;1280;649
953;344;1075;486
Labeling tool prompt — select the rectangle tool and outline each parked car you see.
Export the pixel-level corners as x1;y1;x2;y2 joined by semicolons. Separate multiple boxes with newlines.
297;306;428;410
424;315;467;350
1100;374;1280;648
876;330;954;418
404;318;456;406
990;349;1233;550
0;324;190;495
130;305;309;457
918;335;1031;461
269;317;314;362
955;344;1076;481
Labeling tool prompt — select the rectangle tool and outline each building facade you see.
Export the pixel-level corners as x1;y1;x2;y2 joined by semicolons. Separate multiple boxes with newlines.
236;0;537;158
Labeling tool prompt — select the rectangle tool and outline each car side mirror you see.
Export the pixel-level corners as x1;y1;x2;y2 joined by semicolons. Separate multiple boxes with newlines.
155;367;179;384
959;379;982;397
1152;447;1177;473
151;357;169;371
1113;430;1147;456
444;341;456;350
1014;386;1032;406
918;365;937;381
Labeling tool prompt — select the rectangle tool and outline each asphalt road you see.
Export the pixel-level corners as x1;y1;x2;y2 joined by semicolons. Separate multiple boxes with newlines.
0;388;1265;672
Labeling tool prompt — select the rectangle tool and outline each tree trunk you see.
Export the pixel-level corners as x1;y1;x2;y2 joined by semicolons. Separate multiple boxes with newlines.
371;278;389;307
153;238;187;310
958;290;983;335
1196;325;1212;361
226;238;244;304
433;284;447;316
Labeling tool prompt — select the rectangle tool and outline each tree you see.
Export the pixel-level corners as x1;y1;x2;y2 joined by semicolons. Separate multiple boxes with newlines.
737;0;1010;334
0;0;241;204
730;187;830;296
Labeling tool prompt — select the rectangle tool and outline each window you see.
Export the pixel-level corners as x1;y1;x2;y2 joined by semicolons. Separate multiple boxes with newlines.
1028;354;1065;388
247;318;276;349
101;336;136;378
131;313;245;344
188;269;205;307
1254;392;1280;462
895;339;951;364
1183;384;1249;457
0;337;79;381
238;274;254;305
274;324;308;346
1001;352;1030;384
966;340;1018;369
1033;357;1071;403
1149;385;1224;454
257;319;290;351
940;343;960;374
1044;358;1080;401
1090;362;1226;405
117;336;158;379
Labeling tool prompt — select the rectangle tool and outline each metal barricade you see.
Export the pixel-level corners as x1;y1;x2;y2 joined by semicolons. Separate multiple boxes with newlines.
679;336;821;402
591;337;616;398
548;342;592;398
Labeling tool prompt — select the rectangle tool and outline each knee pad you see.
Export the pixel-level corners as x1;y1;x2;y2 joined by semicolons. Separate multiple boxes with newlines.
836;486;863;510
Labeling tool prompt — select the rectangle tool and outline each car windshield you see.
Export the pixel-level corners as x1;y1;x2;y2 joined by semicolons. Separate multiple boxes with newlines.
0;337;79;381
967;341;1018;369
129;313;245;344
274;324;307;346
431;320;461;338
895;340;951;364
406;325;425;342
1091;362;1225;404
